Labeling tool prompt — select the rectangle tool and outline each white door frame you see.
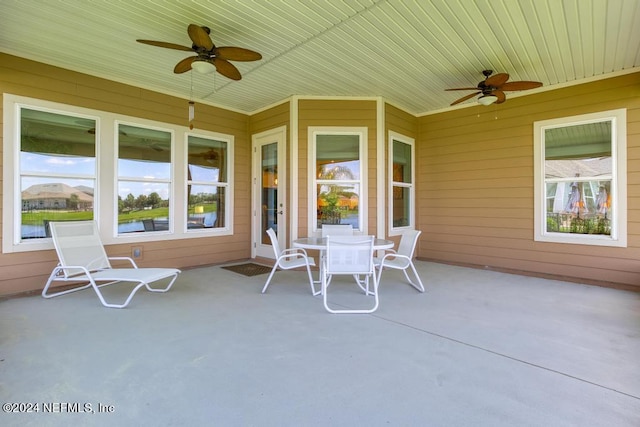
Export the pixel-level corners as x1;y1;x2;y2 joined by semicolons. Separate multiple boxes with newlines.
252;126;287;259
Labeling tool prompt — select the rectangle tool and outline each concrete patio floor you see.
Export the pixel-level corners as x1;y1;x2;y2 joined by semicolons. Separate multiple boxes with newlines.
1;260;639;426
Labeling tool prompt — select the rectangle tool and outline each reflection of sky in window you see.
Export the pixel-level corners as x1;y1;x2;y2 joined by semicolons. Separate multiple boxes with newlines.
118;181;170;200
21;153;95;175
189;165;219;182
118;159;170;179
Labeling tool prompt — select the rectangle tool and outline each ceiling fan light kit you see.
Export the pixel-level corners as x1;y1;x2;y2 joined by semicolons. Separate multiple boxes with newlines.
478;95;498;106
191;59;215;74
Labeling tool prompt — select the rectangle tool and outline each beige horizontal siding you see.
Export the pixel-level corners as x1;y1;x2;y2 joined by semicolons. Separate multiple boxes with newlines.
418;71;640;290
0;53;252;296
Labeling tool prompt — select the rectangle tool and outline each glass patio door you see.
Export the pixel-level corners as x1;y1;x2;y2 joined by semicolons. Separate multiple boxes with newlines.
252;127;286;259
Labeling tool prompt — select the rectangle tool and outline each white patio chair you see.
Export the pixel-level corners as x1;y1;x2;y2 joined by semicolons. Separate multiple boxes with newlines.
320;224;353;267
321;224;353;237
322;235;378;314
262;228;319;296
42;221;181;308
374;229;424;293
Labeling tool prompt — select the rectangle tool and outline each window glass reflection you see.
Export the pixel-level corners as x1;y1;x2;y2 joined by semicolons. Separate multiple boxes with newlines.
19;108;96;240
187;135;228;230
543;120;613;236
316;134;361;230
117;124;172;234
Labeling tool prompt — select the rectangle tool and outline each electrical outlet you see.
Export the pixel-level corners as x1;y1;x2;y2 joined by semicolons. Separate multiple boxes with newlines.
131;246;143;260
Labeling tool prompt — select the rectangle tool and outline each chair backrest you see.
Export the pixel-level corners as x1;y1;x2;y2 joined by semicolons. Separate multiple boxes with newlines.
142;219;155;231
266;228;282;257
326;235;374;275
321;224;353;237
49;221;111;277
397;229;421;258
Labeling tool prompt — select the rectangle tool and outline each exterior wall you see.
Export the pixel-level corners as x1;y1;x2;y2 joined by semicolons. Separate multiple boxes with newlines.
297;99;378;237
0;53;252;296
417;72;640;290
2;52;638;296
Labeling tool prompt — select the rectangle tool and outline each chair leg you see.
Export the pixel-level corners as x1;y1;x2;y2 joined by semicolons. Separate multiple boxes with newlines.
306;263;321;296
144;273;179;293
42;268;92;299
323;273;379;314
405;262;425;292
261;265;279;293
377;262;424;293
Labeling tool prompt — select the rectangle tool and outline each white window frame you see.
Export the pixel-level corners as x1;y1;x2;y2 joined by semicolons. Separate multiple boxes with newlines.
185;132;234;234
3;94;234;253
308;127;368;235
533;109;627;247
115;120;175;235
388;131;415;236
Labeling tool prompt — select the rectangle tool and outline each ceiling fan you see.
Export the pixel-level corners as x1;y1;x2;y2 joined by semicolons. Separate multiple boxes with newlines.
446;70;542;106
137;24;262;81
189;149;220;165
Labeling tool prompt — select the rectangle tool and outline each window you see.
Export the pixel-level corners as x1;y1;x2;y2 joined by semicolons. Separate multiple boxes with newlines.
186;135;230;231
117;123;172;234
388;132;415;234
534;109;627;247
17;107;97;242
310;128;367;234
3;94;234;253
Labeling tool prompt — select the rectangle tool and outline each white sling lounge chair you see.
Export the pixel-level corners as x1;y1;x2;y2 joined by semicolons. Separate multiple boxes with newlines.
42;221;181;308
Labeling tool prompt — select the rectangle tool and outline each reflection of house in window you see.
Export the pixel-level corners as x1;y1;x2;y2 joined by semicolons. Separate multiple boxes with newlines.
545;158;612;216
21;183;93;210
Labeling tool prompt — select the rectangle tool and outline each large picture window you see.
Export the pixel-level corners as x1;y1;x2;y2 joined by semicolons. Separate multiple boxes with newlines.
310;128;366;234
388;132;415;234
3;94;234;253
117;124;172;234
18;107;96;241
534;109;627;247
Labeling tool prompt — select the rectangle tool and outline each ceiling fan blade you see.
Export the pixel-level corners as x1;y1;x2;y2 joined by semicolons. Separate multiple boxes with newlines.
213;58;242;80
450;92;481;106
494;90;506;104
500;81;543;91
215;47;262;61
137;39;193;52
188;24;214;50
485;73;509;87
174;56;197;74
445;87;480;91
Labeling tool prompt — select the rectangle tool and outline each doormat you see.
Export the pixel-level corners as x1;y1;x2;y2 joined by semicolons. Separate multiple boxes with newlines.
222;263;272;277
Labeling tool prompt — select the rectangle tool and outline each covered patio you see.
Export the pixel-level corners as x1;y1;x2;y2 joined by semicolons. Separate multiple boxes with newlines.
2;261;639;426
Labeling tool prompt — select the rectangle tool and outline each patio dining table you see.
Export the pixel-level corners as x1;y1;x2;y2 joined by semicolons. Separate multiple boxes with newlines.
292;236;394;252
292;236;394;294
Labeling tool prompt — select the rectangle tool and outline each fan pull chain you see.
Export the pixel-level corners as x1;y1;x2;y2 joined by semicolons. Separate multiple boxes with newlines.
188;72;195;130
